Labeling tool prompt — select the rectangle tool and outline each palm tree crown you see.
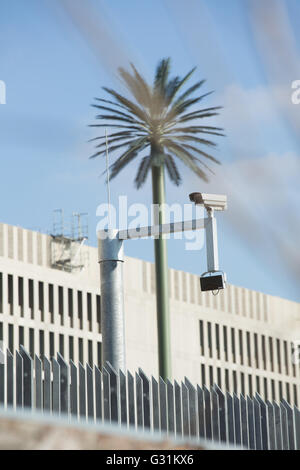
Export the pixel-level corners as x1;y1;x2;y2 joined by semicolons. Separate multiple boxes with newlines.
90;58;224;188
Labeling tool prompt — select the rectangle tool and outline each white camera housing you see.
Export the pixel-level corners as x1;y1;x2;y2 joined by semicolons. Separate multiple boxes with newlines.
189;192;227;211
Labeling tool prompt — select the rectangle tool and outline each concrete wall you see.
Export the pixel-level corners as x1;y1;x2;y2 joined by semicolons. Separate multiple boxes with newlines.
0;409;206;450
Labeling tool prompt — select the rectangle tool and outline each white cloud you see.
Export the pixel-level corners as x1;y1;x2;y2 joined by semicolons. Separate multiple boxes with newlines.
221;84;276;125
214;82;300;150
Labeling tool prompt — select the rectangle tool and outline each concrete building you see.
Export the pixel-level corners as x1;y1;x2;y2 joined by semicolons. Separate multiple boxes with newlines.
0;222;299;405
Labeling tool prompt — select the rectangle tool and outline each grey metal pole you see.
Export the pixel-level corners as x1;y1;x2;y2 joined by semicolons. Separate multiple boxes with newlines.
205;209;219;272
98;229;126;371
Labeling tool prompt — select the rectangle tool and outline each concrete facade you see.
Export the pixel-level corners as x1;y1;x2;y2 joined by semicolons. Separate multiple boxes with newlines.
0;222;300;404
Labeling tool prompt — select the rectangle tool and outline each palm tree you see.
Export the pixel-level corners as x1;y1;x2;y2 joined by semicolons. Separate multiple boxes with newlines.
90;58;223;380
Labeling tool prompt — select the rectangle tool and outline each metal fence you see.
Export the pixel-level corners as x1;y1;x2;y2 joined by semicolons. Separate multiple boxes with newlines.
0;346;299;450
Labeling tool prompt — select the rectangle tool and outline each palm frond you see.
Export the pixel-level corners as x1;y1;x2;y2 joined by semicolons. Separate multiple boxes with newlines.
180;143;221;164
91;103;140;120
168;67;197;100
164;154;181;185
177;106;222;123
170;77;204;107
131;64;152;102
89;123;145;131
102;87;149;123
170;134;217;148
164;140;209;181
166;125;225;137
91;58;223;187
88;130;136;143
94;97;130;112
109;137;149;179
167;92;214;120
154;58;171;96
110;150;138;180
119;67;151;109
180;146;216;174
94;114;146;127
94;135;138;150
165;76;180;102
90;137;146;159
135;155;152;189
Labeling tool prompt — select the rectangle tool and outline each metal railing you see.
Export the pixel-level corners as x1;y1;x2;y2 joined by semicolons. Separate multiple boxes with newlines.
0;346;299;449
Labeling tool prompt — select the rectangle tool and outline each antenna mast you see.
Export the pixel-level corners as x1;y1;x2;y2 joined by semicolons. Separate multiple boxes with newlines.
105;128;112;228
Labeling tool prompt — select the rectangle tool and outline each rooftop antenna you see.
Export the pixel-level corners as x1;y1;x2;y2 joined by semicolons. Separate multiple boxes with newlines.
105;128;112;229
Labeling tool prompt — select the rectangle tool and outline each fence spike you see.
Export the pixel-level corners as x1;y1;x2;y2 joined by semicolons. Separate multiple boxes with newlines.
280;401;289;450
293;406;300;450
105;363;119;424
6;349;13;408
70;360;78;419
94;365;102;423
151;376;159;433
57;352;70;416
174;380;182;438
211;387;220;443
215;385;226;444
119;369;127;427
139;369;151;430
102;366;110;423
34;354;42;410
0;348;4;406
281;399;295;450
16;351;23;409
266;400;276;450
86;363;94;421
255;393;269;449
204;386;212;441
52;358;60;415
273;401;283;450
197;385;205;440
185;378;197;438
20;346;33;410
226;392;235;446
127;371;135;428
166;380;175;436
246;396;255;449
136;372;144;430
240;394;248;448
233;393;242;448
181;381;190;438
43;357;51;413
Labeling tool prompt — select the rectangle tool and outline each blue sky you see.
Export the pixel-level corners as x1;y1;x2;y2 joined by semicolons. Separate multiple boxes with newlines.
1;0;300;302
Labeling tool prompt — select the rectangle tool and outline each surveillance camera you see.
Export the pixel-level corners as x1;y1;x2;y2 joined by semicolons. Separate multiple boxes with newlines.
200;272;227;292
189;192;227;211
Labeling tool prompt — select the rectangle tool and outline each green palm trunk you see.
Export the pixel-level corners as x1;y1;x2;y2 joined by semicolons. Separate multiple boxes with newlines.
152;162;171;381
